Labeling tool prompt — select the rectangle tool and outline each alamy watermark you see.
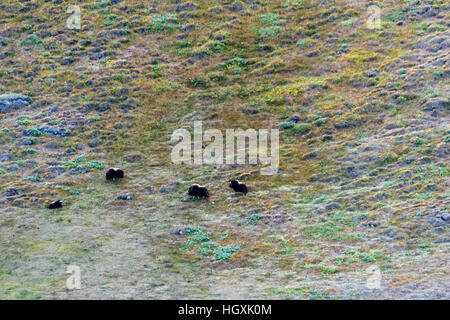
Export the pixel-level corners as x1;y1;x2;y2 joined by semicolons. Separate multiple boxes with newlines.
366;5;381;30
67;5;81;30
365;265;381;289
170;121;279;175
66;265;81;290
346;1;381;30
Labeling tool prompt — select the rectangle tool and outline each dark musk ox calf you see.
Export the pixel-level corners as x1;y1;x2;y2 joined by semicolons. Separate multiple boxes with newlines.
188;184;209;198
229;180;248;195
48;200;63;209
106;168;124;180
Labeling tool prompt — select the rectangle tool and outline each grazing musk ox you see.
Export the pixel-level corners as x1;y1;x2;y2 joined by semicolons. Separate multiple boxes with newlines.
188;184;209;198
48;200;63;209
229;180;248;195
106;168;124;180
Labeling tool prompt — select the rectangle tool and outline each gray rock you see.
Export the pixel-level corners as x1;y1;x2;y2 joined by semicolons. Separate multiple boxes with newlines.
172;228;186;235
176;3;197;12
0;154;12;162
181;25;195;33
289;115;300;123
422;98;449;112
70;167;89;175
23;160;37;168
325;202;342;210
386;231;398;239
118;193;132;200
160;182;180;194
3;188;19;197
88;140;101;148
242;108;258;115
124;154;142;163
230;3;244;11
6;165;19;172
365;70;378;78
0;94;31;113
46;166;66;178
346;167;359;178
142;186;153;194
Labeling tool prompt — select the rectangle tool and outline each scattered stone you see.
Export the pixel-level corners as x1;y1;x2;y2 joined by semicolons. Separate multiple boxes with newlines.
0;154;12;162
40;127;71;136
176;3;197;12
386;231;398;239
124;154;142;163
346;167;359;179
88;140;101;148
3;188;19;197
289;115;300;123
242;107;258;115
160;182;180;194
0;94;31;113
70;167;89;175
46;167;66;178
117;193;132;200
181;25;195;33
422;98;449;112
172;228;186;235
230;3;244;11
301;151;318;160
325;202;342;210
6;165;19;172
142;186;153;194
365;70;378;78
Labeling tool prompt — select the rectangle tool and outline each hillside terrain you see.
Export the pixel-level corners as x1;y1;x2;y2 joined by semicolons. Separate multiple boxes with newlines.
0;0;449;299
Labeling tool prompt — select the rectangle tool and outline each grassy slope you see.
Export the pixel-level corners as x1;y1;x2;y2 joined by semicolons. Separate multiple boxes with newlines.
0;0;448;299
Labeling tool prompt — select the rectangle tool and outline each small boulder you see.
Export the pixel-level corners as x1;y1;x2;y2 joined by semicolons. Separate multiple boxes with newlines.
160;182;180;194
124;154;142;163
422;98;449;112
3;188;19;197
0;94;31;113
117;193;132;200
289;115;300;123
